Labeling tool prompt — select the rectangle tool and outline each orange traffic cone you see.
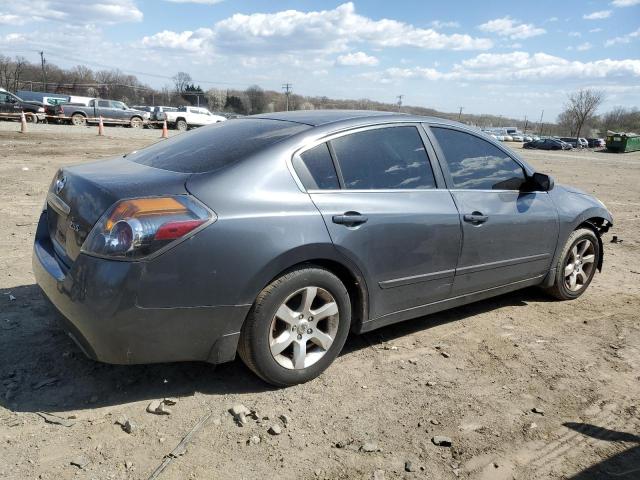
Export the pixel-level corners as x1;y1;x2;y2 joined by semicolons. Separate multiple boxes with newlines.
20;111;27;134
98;116;105;136
161;119;169;139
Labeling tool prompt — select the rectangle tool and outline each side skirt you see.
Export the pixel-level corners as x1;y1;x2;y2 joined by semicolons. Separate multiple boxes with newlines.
359;274;546;333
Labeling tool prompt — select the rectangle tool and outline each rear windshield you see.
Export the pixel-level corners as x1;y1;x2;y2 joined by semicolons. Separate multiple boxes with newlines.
129;119;310;173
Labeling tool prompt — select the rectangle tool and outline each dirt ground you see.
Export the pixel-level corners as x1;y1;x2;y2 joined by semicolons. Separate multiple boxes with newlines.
1;121;639;480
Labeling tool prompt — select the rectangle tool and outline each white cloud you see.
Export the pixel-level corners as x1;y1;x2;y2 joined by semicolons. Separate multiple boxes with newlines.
589;28;603;33
568;31;582;37
369;52;640;84
336;51;379;66
142;2;493;55
576;42;593;51
142;28;214;52
430;20;460;29
0;14;24;25
547;16;559;22
583;10;612;19
0;1;142;25
478;16;546;39
165;0;224;3
611;0;640;6
605;28;640;46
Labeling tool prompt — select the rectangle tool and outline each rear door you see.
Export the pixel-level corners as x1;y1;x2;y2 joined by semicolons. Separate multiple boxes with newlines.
427;125;558;295
96;100;112;121
294;124;462;320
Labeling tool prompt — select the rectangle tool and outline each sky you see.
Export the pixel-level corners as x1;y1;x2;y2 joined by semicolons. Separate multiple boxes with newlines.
1;0;639;119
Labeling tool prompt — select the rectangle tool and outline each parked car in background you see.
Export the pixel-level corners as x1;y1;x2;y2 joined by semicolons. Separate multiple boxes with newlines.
524;138;572;150
151;106;178;122
587;138;605;148
511;135;524;142
55;99;150;128
159;106;226;131
0;88;46;123
33;110;612;386
560;137;587;149
132;106;154;115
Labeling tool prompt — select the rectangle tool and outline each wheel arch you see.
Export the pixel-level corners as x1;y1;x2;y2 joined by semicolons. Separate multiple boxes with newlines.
244;249;370;335
577;216;611;272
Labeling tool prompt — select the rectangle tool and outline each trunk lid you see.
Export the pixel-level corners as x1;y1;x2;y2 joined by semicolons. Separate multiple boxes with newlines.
46;156;190;265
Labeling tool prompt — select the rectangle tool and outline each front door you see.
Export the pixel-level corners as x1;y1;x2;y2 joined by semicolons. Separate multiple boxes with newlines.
293;124;462;320
428;126;559;295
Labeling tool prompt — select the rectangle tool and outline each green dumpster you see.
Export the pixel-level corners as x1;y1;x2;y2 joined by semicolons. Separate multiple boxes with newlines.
606;132;640;153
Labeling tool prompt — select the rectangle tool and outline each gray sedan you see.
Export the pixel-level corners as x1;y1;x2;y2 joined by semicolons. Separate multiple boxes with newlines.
33;111;613;386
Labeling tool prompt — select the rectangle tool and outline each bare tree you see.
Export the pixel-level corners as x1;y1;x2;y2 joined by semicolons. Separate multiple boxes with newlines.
562;89;605;140
172;72;192;94
244;85;266;114
11;56;26;92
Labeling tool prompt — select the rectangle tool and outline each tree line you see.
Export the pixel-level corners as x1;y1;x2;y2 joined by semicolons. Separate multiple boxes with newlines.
1;55;637;135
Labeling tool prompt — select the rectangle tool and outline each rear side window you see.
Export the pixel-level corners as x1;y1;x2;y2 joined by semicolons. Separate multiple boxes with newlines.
293;143;339;190
330;126;436;190
129;119;310;173
431;127;526;190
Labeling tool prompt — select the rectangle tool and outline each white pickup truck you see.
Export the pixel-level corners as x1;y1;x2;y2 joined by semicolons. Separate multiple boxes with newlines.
158;106;226;131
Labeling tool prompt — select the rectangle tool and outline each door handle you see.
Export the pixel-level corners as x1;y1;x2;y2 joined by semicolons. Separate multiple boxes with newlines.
463;212;489;225
332;212;368;226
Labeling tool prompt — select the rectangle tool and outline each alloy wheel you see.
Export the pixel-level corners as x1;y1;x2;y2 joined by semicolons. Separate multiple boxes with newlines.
269;286;339;370
564;238;596;292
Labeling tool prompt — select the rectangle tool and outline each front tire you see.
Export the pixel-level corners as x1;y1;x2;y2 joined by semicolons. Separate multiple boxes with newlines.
238;267;351;387
130;116;143;129
546;228;600;300
176;119;188;131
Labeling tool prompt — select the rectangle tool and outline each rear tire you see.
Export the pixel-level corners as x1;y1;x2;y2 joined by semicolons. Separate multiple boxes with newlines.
238;267;351;387
71;114;86;126
545;228;600;300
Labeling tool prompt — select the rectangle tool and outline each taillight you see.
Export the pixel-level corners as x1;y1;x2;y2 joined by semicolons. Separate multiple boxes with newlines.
81;196;214;260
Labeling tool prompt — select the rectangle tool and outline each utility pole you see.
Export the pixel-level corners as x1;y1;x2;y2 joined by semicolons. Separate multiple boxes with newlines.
523;115;528;134
538;110;544;136
458;106;464;122
40;51;47;92
282;83;292;111
396;94;404;112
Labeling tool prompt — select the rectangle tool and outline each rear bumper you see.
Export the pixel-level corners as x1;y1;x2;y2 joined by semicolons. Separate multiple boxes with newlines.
32;212;249;365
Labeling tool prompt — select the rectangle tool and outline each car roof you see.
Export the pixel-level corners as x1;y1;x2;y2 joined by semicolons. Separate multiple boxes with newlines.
250;109;461;128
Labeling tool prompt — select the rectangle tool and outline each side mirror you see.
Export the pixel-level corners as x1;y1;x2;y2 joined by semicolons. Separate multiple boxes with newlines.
530;172;554;192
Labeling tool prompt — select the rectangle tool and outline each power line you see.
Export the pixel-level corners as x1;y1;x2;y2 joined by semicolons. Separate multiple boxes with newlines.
27;49;257;89
282;83;292;111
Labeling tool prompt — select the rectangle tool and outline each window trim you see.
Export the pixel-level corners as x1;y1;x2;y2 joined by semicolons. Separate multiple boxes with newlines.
423;123;531;193
288;122;446;193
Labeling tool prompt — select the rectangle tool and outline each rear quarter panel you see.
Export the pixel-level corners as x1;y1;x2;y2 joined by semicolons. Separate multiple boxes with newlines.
136;150;335;309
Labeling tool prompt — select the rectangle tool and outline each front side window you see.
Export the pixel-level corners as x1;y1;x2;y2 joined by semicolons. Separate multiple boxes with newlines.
431;127;526;190
292;143;339;190
330;126;436;190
